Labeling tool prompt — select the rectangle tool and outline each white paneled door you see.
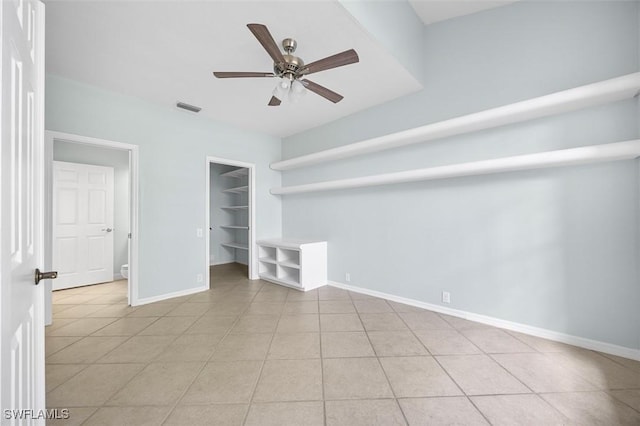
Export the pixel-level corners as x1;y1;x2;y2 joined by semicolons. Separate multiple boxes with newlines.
53;162;114;290
1;0;46;422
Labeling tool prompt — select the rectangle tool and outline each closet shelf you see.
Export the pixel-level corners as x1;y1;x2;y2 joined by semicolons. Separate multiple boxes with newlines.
220;168;248;178
220;205;248;210
270;73;640;171
271;140;640;196
223;185;248;194
220;225;249;230
221;242;248;250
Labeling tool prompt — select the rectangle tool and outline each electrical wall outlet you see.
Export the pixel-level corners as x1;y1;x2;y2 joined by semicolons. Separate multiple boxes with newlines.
442;291;451;304
196;228;203;237
197;273;203;283
345;273;351;282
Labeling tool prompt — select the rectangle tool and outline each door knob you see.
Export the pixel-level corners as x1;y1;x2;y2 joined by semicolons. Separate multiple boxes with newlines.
35;268;58;285
102;228;113;232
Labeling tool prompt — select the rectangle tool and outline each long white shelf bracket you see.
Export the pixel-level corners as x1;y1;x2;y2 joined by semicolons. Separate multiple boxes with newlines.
271;73;640;171
270;140;640;195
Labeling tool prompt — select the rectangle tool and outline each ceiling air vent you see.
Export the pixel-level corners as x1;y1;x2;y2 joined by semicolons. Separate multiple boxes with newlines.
176;102;201;113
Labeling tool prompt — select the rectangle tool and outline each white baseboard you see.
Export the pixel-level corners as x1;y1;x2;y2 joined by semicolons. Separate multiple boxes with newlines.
133;284;208;306
329;281;640;361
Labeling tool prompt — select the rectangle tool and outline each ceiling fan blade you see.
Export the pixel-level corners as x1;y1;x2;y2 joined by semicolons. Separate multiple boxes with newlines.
268;96;281;106
301;49;359;75
247;23;285;65
213;72;275;78
301;79;344;103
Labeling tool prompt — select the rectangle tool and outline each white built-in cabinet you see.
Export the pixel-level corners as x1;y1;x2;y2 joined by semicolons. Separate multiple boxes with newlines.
257;239;327;291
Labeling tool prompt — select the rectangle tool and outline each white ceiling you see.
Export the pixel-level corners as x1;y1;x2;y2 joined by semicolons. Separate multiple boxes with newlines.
409;0;517;25
45;1;422;137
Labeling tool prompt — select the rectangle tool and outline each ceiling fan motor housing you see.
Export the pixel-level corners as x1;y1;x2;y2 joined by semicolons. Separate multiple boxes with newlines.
274;38;304;79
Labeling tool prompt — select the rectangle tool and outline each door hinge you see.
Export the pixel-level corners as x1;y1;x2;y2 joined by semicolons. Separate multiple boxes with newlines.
128;233;132;239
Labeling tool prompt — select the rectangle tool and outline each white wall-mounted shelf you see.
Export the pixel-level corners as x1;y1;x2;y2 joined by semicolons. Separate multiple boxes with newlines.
271;73;640;171
223;185;248;194
271;140;640;195
257;239;327;291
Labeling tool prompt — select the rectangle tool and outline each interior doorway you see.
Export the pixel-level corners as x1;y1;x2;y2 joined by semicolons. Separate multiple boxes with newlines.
44;131;139;324
206;156;257;284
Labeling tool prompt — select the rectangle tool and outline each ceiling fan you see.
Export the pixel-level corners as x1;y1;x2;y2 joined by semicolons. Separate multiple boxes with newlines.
213;23;359;106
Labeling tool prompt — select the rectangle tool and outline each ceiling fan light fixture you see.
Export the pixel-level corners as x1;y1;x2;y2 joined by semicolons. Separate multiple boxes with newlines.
280;79;291;90
273;79;287;99
289;80;307;103
291;79;306;94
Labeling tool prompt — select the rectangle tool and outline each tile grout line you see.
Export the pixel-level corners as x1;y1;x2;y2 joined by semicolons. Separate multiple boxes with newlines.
47;271;230;419
162;277;266;425
434;313;573;423
48;280;210;420
394;305;561;425
155;282;256;425
433;312;539;396
239;285;289;426
317;290;327;426
390;301;488;425
78;310;195;420
434;314;574;424
47;300;151;397
47;284;152;417
348;293;410;426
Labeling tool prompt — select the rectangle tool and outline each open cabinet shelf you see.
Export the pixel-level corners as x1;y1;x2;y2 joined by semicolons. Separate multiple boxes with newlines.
257;239;327;291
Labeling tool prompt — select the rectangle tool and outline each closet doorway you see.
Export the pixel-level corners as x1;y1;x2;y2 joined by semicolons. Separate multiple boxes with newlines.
206;157;256;283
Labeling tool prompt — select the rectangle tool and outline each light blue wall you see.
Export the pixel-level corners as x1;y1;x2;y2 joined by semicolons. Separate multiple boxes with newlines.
53;141;129;278
46;75;282;300
282;1;640;349
338;0;424;82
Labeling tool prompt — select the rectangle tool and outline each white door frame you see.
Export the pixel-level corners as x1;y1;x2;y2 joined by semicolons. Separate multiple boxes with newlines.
206;156;257;281
44;130;140;316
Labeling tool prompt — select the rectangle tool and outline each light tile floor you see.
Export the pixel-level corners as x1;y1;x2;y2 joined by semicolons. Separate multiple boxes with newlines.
46;263;640;425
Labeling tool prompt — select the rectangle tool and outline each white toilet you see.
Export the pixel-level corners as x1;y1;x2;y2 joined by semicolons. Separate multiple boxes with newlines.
120;264;129;279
